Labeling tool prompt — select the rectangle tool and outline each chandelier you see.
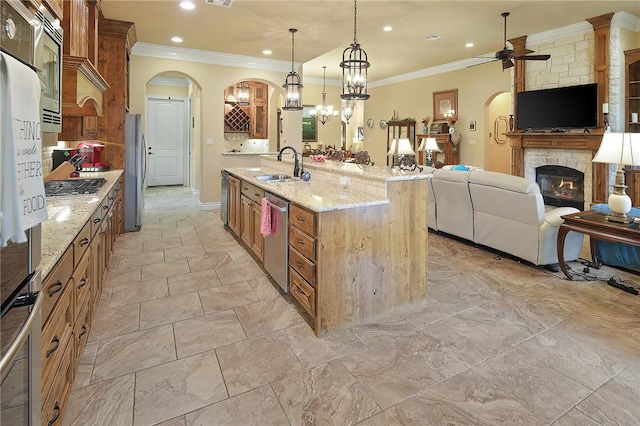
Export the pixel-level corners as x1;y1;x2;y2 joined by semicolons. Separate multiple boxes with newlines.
235;81;250;106
340;0;370;101
310;66;338;125
283;28;303;111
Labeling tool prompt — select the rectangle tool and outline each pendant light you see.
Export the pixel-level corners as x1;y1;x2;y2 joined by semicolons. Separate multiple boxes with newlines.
342;100;355;124
309;66;339;125
283;28;303;111
340;0;370;101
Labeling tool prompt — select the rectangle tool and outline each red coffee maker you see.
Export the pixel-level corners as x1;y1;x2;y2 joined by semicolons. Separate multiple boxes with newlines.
77;142;109;172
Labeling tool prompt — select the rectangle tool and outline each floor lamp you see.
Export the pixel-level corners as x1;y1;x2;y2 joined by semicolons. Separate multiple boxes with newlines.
592;132;640;223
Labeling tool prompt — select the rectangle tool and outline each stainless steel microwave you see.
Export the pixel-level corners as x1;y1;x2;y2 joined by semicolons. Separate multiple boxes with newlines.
35;6;63;133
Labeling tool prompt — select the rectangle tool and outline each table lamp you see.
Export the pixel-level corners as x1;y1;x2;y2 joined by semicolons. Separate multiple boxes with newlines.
418;137;442;166
592;132;640;223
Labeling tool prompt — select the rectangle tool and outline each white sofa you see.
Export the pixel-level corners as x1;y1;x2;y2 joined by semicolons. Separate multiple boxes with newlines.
427;168;584;266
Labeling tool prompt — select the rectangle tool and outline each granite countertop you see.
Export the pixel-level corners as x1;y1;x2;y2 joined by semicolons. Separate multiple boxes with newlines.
226;166;389;212
222;152;279;156
40;170;123;279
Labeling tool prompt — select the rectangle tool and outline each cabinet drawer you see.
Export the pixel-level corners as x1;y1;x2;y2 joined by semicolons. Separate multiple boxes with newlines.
240;181;264;205
42;247;73;325
73;221;91;268
289;204;316;237
73;290;92;374
41;283;73;403
73;251;91;316
289;226;315;261
41;336;73;426
289;247;315;286
290;269;316;317
90;206;103;236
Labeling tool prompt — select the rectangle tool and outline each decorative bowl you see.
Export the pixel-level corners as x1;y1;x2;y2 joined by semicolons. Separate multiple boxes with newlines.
310;155;326;162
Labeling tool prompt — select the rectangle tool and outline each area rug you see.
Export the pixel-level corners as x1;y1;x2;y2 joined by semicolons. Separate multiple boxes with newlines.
539;258;622;282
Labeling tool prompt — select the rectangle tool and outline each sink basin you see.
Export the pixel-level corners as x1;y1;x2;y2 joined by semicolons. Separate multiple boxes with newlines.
254;174;294;182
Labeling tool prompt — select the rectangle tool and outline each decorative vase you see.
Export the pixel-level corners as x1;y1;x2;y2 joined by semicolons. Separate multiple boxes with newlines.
423;125;428;134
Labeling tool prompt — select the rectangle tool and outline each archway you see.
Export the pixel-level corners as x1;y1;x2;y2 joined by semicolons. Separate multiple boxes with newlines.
483;91;511;174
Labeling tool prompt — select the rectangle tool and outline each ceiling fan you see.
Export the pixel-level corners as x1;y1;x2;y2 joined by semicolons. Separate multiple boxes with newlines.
473;12;551;70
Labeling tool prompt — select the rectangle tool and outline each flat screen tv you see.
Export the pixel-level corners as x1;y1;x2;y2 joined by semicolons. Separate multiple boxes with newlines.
516;83;598;131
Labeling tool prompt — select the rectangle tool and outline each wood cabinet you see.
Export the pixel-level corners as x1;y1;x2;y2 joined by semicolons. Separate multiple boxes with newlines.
239;181;264;261
41;174;124;425
224;81;269;138
625;48;640;132
228;176;241;236
288;204;318;320
416;133;458;167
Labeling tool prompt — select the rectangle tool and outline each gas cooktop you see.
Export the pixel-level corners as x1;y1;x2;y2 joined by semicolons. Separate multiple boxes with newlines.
44;178;106;196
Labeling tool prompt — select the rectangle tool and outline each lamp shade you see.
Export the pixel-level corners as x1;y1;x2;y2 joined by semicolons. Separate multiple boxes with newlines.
386;139;398;156
592;133;640;166
396;138;415;155
418;137;442;152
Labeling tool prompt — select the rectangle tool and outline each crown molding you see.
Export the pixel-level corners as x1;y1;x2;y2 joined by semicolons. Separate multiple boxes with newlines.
612;11;640;31
132;42;296;73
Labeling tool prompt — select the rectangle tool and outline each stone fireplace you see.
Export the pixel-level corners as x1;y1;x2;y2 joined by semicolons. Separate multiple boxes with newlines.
524;147;593;210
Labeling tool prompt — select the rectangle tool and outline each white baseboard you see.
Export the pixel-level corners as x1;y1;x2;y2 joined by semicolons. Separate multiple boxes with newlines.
191;187;199;196
199;201;220;211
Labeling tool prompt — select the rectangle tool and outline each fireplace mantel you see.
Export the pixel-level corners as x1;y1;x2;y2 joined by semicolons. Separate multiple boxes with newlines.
507;132;608;204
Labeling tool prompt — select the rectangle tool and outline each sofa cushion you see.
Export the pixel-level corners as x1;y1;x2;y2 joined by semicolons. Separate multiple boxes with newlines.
431;169;473;240
469;170;539;194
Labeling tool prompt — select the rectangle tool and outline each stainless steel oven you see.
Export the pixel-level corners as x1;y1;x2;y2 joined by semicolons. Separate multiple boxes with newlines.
0;226;43;426
35;5;62;133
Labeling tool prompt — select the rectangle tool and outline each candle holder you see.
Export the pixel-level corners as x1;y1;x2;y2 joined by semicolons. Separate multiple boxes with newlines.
604;112;610;132
509;114;514;132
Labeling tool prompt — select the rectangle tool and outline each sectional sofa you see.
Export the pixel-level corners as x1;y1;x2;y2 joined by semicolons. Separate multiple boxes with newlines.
426;167;585;266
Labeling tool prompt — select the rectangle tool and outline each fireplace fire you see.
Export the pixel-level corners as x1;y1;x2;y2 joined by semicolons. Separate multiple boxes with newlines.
536;165;584;210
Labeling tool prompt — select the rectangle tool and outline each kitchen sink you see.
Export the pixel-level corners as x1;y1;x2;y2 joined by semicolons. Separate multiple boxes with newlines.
254;174;294;183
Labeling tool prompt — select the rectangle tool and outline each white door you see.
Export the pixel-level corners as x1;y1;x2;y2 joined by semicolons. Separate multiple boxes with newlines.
146;97;188;186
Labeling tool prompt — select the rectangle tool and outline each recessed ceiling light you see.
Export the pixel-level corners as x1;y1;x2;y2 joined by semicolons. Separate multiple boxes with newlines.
180;1;195;10
171;36;183;43
383;26;392;32
424;34;441;41
262;49;272;55
465;42;474;48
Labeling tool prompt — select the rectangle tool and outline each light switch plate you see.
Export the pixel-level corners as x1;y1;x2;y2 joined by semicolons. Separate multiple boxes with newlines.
206;138;214;146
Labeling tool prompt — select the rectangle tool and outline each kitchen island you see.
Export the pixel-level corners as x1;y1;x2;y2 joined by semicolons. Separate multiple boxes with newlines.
225;157;429;336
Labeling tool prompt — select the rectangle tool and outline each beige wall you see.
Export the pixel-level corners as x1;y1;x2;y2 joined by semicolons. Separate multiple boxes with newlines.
130;56;294;205
303;82;342;148
364;65;511;167
146;84;189;98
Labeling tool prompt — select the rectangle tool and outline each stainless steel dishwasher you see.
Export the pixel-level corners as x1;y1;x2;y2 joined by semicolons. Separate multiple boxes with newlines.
263;193;289;292
219;170;229;226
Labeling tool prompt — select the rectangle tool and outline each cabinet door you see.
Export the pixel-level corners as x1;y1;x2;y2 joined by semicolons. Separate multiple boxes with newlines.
251;104;268;139
251;201;263;261
240;196;252;247
63;0;89;58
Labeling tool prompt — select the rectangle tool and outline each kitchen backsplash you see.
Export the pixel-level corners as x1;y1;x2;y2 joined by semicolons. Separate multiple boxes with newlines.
224;133;269;153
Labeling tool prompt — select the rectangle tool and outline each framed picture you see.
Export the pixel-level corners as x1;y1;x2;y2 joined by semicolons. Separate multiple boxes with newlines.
469;120;476;131
357;127;364;141
302;105;318;142
433;89;458;121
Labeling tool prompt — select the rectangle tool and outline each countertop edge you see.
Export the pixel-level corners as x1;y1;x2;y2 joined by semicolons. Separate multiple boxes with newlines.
39;170;124;280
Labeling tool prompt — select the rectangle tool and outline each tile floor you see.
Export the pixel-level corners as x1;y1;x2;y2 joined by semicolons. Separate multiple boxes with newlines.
61;186;640;426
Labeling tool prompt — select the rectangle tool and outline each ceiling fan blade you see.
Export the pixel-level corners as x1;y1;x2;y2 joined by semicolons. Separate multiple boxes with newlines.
467;59;498;68
514;54;551;61
502;58;514;70
512;48;534;57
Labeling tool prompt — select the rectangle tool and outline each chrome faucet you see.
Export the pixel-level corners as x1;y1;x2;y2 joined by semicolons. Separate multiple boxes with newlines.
277;146;301;177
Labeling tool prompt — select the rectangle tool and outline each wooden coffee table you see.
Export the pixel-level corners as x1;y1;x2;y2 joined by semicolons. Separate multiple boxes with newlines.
557;210;640;280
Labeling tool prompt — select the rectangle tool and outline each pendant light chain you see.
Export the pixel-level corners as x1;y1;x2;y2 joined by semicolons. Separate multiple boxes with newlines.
353;0;358;45
290;29;295;72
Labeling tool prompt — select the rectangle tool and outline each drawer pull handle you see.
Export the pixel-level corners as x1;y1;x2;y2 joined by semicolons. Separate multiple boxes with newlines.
109;196;114;201
93;218;101;224
103;205;109;210
77;278;87;289
47;281;63;297
294;286;307;297
254;193;260;197
48;402;60;426
295;261;304;269
295;239;304;245
46;337;60;358
78;325;87;339
79;238;90;247
296;216;305;222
